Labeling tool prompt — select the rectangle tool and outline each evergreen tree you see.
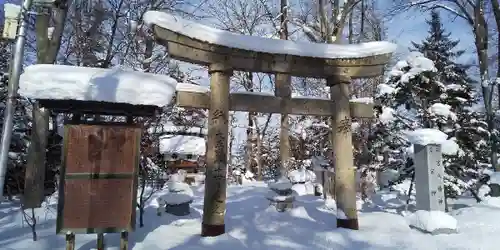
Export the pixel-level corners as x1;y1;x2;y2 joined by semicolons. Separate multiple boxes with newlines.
0;24;32;197
411;10;475;110
371;11;488;200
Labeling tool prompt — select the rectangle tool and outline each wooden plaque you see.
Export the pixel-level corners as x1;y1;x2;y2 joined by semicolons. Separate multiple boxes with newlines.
56;124;142;234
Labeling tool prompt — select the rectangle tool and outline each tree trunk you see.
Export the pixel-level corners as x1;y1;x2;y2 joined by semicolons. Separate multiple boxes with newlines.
276;0;292;178
490;0;500;109
256;131;263;180
473;1;497;171
24;4;70;208
23;102;49;208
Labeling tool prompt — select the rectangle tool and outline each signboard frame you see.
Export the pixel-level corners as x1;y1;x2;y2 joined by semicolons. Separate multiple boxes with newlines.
56;122;141;234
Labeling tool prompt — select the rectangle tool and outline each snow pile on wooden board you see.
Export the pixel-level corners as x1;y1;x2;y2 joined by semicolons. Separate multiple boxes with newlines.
149;122;207;136
159;134;205;155
350;97;373;104
19;64;178;107
407;210;458;234
176;82;209;93
151;121;207;135
143;11;397;59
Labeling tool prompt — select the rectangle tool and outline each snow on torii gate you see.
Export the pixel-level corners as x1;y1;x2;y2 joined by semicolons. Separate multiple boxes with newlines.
144;11;396;236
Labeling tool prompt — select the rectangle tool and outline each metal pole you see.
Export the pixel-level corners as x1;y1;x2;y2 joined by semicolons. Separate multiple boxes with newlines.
0;0;34;199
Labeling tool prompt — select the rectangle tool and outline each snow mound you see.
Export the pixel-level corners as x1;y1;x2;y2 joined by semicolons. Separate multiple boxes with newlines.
291;183;316;196
161;193;193;205
168;182;192;196
19;64;177;107
143;11;397;59
407;210;458;235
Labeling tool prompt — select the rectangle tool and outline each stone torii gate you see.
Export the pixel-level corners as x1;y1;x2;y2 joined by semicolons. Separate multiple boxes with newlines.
144;11;395;237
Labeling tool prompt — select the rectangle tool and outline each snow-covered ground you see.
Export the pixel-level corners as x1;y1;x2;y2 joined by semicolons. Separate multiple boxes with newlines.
1;181;499;250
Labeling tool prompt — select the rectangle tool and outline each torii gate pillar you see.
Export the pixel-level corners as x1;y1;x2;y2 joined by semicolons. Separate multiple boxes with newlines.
201;63;232;237
328;75;358;230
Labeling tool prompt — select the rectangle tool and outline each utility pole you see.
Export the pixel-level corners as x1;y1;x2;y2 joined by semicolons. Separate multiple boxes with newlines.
0;0;34;199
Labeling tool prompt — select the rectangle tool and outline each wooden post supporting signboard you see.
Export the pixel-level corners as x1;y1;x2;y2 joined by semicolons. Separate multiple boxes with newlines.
65;232;75;250
120;231;129;250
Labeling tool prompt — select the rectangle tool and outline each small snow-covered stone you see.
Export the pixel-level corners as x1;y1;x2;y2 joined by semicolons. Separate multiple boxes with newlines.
407;210;458;235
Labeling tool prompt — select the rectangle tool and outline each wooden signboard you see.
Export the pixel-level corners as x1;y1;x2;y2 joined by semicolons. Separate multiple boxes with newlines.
56;123;141;234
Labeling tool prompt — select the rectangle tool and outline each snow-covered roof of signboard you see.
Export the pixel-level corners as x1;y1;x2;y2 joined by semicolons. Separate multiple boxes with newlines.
143;11;397;60
18;64;178;107
159;134;205;156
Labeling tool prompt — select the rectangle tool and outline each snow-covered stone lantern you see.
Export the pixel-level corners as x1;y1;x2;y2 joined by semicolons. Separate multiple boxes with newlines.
158;122;207;185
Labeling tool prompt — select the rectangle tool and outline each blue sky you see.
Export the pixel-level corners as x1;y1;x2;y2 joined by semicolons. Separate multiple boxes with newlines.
384;7;476;65
0;0;474;60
